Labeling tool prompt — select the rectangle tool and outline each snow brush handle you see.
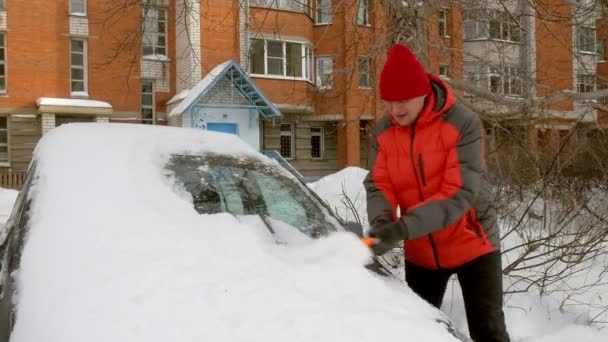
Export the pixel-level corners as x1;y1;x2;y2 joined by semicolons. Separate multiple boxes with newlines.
361;237;376;246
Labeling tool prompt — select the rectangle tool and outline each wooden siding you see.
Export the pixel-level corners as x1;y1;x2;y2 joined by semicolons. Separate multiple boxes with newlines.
9;115;41;172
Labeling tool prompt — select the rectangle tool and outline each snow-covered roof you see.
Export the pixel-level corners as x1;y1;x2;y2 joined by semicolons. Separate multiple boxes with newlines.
36;97;112;109
168;60;281;119
10;123;460;342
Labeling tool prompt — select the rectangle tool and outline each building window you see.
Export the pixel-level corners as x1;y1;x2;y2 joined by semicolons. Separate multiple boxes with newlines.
142;6;167;57
577;26;596;54
597;40;605;61
70;39;87;95
311;127;324;159
358;56;371;88
0;34;5;93
439;64;449;79
250;0;311;14
70;0;86;15
316;0;332;24
357;0;369;26
0;0;5;10
249;39;312;81
464;9;520;42
141;80;154;124
0;117;7;163
280;123;294;159
489;11;520;42
577;74;595;93
316;56;333;89
465;63;522;96
438;9;449;37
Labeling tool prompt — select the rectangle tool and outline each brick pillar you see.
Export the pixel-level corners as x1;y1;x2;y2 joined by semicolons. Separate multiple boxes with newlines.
345;118;360;167
41;113;55;135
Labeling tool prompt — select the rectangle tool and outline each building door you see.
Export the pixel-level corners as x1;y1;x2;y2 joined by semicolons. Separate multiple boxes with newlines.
207;123;238;135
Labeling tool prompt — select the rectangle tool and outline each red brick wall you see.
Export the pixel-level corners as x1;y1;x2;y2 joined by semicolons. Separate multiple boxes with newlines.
535;0;574;112
201;0;240;75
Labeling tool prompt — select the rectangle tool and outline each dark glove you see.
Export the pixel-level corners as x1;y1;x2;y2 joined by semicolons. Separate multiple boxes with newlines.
367;220;408;255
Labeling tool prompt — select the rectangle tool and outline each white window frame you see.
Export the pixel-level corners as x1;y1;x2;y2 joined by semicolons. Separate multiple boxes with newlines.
0;33;6;94
0;116;8;164
310;127;324;160
250;0;310;14
597;39;605;62
439;9;449;37
465;63;522;97
280;123;295;160
249;38;313;82
489;11;520;43
316;56;333;89
357;0;369;26
142;6;168;57
439;64;449;79
316;0;332;25
358;56;371;89
577;74;595;93
463;9;489;40
70;0;87;16
141;79;155;125
577;25;596;54
70;39;88;96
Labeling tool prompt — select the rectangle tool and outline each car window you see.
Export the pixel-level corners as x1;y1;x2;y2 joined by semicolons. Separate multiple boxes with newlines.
165;154;340;238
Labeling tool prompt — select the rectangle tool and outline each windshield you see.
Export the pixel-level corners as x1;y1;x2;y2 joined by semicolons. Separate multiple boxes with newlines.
165;154;341;238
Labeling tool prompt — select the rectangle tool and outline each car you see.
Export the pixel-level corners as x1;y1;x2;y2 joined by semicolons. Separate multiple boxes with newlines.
0;123;468;342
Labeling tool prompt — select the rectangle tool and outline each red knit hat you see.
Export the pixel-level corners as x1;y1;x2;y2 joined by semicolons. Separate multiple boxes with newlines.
379;44;431;101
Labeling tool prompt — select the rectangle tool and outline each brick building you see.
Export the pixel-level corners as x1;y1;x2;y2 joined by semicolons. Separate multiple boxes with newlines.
0;0;606;186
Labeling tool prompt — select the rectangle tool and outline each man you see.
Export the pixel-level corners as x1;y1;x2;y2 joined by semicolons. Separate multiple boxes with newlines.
363;43;510;342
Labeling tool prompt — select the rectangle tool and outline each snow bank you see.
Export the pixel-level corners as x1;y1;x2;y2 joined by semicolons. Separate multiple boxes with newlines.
11;123;459;342
0;187;18;231
310;167;608;342
308;167;370;227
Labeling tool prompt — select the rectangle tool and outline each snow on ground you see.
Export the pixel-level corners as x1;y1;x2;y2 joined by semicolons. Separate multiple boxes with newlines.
9;123;461;342
308;167;608;342
0;187;19;229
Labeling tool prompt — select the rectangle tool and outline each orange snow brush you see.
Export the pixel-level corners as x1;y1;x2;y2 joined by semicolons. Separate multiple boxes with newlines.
361;237;376;246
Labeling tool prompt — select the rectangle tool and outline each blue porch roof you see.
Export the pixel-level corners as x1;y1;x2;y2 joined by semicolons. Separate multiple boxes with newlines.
169;60;282;119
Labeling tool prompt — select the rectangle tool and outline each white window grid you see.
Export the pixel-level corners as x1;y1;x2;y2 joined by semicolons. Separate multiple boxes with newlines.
316;0;332;24
70;0;86;15
280;123;294;159
464;9;521;43
142;6;167;56
316;56;333;89
70;39;88;95
357;0;369;26
439;64;449;79
250;0;312;14
358;56;371;88
141;79;155;125
249;38;313;82
439;9;449;37
577;74;596;93
464;63;522;96
577;26;596;54
310;127;324;159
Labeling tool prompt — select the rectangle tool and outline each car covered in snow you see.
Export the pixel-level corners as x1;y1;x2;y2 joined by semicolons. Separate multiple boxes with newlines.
0;123;468;342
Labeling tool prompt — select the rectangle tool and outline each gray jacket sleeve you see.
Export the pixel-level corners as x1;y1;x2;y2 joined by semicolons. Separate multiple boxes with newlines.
363;118;397;228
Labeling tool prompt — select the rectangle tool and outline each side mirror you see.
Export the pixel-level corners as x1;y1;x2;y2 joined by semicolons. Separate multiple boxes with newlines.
343;221;364;238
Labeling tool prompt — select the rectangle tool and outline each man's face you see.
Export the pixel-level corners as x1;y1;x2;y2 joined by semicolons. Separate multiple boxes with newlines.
383;95;427;127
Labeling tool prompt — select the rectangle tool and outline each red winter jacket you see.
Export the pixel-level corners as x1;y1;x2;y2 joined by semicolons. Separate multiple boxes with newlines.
363;76;499;269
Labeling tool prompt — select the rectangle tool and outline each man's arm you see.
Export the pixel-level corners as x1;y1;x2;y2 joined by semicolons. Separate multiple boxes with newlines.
363;121;398;228
401;106;483;239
